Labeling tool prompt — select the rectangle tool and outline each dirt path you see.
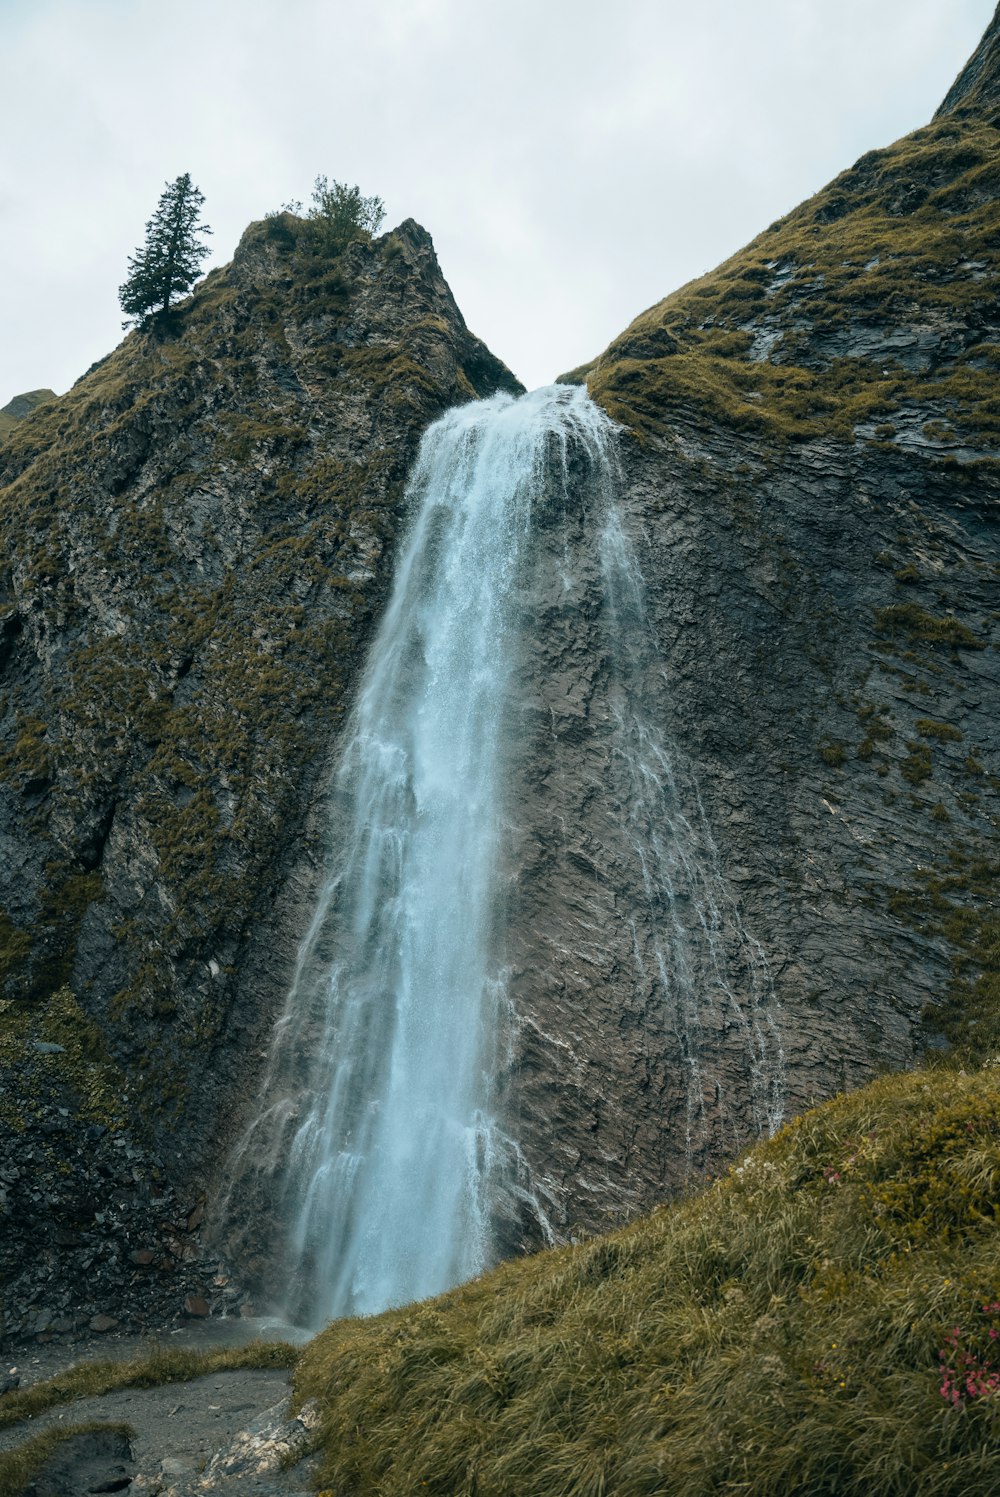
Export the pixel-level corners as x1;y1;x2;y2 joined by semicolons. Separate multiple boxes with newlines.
0;1319;318;1495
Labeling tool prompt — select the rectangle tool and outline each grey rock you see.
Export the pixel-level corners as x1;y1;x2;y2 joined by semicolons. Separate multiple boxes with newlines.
197;1397;320;1484
20;1426;134;1497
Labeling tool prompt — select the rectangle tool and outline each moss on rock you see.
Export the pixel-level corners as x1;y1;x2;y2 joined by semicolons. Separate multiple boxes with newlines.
0;216;520;1300
568;108;1000;452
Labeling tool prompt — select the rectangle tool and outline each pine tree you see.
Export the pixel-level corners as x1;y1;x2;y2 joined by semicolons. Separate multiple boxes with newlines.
118;174;212;328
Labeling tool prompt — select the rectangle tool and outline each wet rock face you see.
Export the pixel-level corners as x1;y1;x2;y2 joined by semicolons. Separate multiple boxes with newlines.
495;406;998;1246
624;419;998;1095
508;18;1000;1242
0;217;519;1339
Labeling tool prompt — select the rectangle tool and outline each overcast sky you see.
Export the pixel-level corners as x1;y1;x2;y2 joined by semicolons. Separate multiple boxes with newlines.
0;0;993;399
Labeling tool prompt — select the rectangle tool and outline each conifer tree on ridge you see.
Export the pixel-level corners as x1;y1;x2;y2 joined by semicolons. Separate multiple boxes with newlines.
118;174;212;328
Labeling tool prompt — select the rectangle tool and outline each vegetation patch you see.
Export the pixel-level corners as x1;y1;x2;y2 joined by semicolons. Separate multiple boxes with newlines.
567;112;1000;451
887;849;1000;1062
902;741;934;786
0;984;126;1132
0;1340;297;1431
917;718;964;742
818;740;847;767
874;603;984;651
293;1068;1000;1496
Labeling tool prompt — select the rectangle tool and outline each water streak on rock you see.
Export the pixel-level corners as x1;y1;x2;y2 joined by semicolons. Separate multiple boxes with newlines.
599;502;784;1157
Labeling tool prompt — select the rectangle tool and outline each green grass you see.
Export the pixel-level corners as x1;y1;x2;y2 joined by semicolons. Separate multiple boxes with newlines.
294;1067;1000;1495
565;111;1000;449
0;1421;133;1497
0;1340;297;1430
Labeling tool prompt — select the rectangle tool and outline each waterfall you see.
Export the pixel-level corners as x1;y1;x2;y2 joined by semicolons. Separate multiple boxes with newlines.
233;385;615;1326
224;382;782;1327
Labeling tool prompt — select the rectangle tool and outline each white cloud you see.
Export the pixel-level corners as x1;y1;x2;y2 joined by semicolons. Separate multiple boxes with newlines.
0;0;993;398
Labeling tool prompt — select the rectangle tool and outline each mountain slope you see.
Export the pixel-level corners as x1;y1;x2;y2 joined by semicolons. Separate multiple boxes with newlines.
568;31;1000;455
0;215;519;1339
496;6;1000;1237
0;389;56;442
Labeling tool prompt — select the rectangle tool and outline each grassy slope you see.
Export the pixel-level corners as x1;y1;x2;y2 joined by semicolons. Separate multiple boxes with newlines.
563;113;1000;453
295;1068;1000;1495
0;390;56;445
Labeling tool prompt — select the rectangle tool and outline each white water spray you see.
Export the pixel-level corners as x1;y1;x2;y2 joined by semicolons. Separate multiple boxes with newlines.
227;382;782;1325
237;386;615;1325
599;505;784;1157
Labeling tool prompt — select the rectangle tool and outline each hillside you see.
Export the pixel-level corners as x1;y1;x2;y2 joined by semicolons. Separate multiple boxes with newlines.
295;1066;1000;1495
0;214;519;1339
0;390;56;443
501;4;1000;1228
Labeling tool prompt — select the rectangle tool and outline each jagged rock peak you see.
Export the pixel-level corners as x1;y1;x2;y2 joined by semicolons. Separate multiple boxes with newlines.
0;388;56;441
936;2;1000;117
1;389;56;421
0;201;520;1343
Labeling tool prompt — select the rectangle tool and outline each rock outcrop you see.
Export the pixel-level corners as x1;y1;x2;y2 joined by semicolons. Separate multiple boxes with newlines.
0;216;519;1339
516;5;1000;1237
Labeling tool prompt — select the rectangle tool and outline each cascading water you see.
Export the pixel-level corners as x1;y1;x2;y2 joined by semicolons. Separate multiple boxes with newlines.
599;505;784;1158
231;385;616;1327
224;382;783;1328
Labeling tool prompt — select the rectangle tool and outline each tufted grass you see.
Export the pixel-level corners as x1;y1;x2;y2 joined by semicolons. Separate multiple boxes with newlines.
295;1067;1000;1495
564;111;1000;449
0;1340;297;1430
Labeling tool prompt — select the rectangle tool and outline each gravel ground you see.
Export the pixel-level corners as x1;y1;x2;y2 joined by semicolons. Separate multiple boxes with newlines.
0;1316;318;1495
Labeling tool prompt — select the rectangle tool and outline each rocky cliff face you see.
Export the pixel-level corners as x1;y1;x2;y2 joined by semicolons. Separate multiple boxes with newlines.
2;15;999;1337
0;216;519;1338
509;9;999;1239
